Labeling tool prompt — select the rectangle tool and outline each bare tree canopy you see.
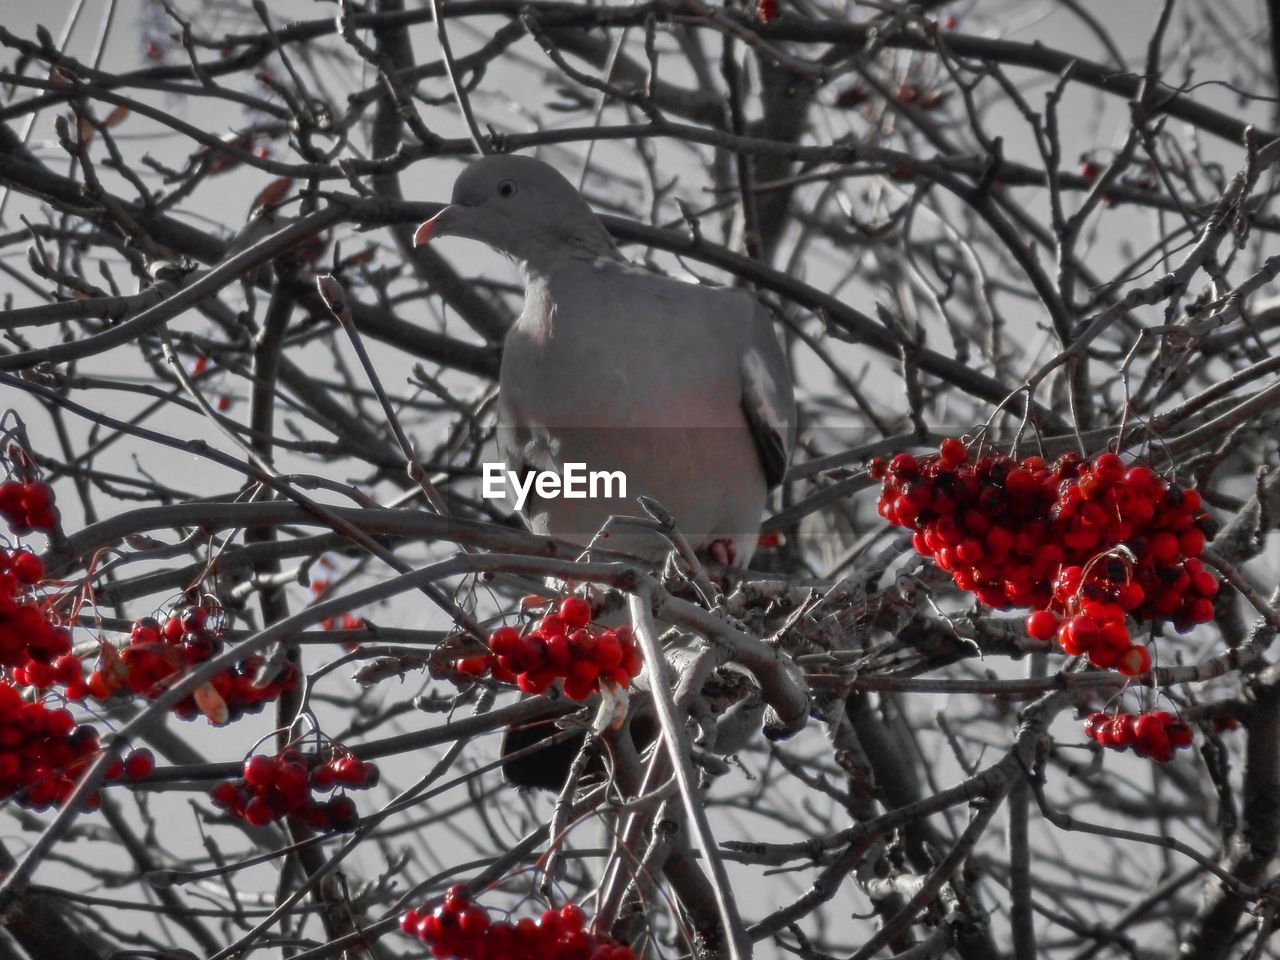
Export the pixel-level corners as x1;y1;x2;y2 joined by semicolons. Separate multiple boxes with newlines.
1;0;1279;958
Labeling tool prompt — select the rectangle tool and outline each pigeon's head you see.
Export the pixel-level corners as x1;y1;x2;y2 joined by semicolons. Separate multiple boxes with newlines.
414;155;618;270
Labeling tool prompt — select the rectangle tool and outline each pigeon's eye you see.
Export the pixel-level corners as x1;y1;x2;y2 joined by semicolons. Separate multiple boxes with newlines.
498;180;518;199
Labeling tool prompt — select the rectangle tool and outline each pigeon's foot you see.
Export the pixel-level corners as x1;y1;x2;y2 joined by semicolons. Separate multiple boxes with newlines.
706;538;737;568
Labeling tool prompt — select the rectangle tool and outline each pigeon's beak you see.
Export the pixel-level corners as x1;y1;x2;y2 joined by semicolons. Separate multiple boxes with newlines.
413;206;459;247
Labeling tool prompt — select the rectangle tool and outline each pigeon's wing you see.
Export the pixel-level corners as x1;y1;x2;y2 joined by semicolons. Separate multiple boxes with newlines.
739;299;796;488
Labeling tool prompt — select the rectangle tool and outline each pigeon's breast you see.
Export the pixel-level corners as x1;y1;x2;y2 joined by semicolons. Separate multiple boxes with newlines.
505;265;745;428
498;262;767;558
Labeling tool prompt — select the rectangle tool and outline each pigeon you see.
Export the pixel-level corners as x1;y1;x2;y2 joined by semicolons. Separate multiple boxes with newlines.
414;156;797;790
414;154;795;569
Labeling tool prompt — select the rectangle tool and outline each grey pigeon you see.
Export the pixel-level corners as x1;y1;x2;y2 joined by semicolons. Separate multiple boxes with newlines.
415;155;795;567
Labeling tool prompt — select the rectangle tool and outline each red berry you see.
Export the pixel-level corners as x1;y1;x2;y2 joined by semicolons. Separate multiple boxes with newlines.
938;438;966;468
1089;643;1121;670
123;748;155;779
456;655;491;676
1097;620;1131;649
458;905;488;935
1062;616;1098;652
86;671;111;700
985;526;1014;555
336;755;365;784
1093;452;1124;480
326;795;359;831
559;596;591;629
1025;610;1059;642
538;614;566;638
131;620;161;646
956;538;985;564
1154;588;1183;617
1188;598;1215;624
275;761;309;798
517;668;556;695
544;632;571;669
443;883;470;911
889;453;918;476
1149;532;1180;565
1083;711;1109;740
210;780;240;809
20;482;51;510
24;660;54;689
419;913;444;942
10;552;44;585
592;632;623;671
562;675;597;702
0;480;24;510
1134;713;1171;758
1115;581;1145;610
244;795;276;826
1191;570;1218;597
487;625;522;656
244;754;275;788
1115;714;1139;746
180;606;207;633
1115;645;1152;676
45;708;75;737
1055;567;1084;601
300;802;331;830
1099;717;1126;748
1179;528;1206;558
1167;721;1194;749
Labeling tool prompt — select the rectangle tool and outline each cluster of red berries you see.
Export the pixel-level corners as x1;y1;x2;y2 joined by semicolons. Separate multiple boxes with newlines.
1026;600;1152;675
1025;553;1216;674
0;549;75;686
454;597;644;701
87;604;299;725
874;443;1219;676
1084;710;1193;763
0;478;58;535
309;564;366;643
209;744;376;832
1048;459;1214;603
401;885;635;960
0;681;152;810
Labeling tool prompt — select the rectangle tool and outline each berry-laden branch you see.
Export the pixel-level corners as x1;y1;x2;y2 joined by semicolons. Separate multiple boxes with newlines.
874;444;1219;687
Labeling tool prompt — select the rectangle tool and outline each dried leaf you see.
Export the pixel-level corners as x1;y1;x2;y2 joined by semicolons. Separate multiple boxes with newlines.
194;682;229;725
98;639;130;691
103;104;130;128
253;177;292;209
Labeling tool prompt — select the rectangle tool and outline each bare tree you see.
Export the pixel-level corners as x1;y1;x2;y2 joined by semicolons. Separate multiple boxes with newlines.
0;0;1279;958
